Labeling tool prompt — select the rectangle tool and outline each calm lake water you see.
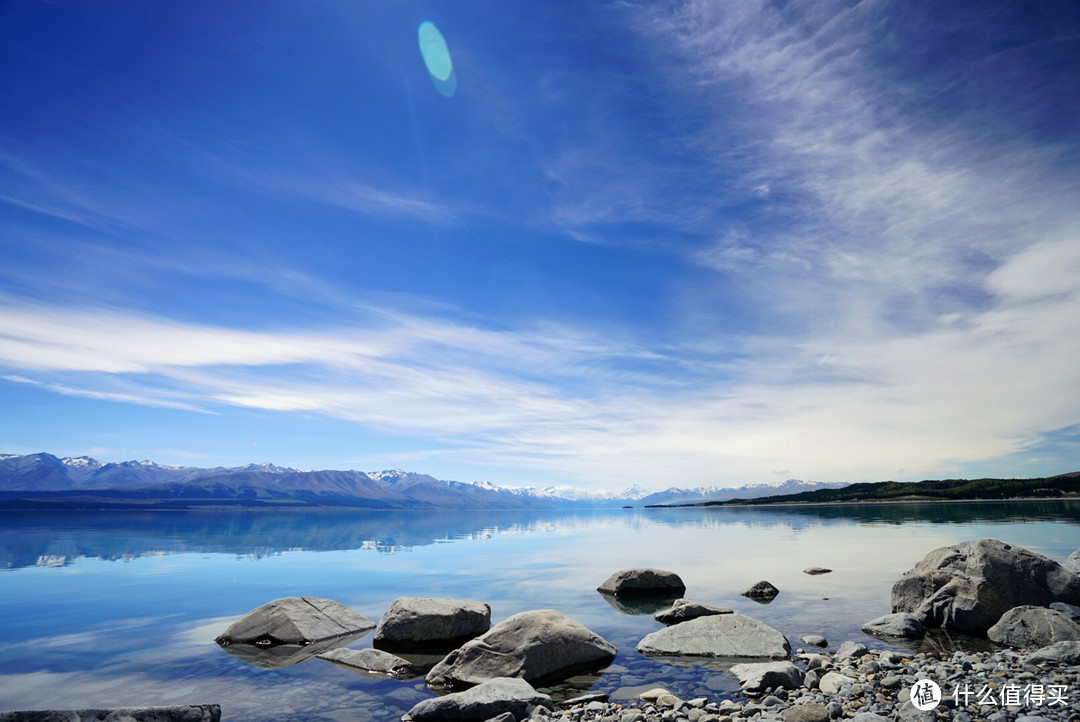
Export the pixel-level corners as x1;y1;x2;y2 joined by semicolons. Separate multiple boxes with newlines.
1;501;1078;720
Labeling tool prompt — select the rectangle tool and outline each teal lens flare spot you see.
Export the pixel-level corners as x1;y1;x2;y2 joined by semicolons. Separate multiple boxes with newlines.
418;21;453;82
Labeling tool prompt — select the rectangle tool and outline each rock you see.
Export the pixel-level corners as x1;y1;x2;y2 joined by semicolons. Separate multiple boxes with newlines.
890;539;1080;634
405;677;554;721
559;693;609;707
637;613;790;659
729;661;804;695
214;596;375;668
216;596;375;646
781;702;830;722
1021;640;1080;665
597;569;686;597
373;597;490;651
1065;549;1080;575
0;707;221;722
800;635;828;647
818;671;856;695
986;605;1080;648
1050;601;1080;621
317;647;416;678
483;713;516;722
740;581;779;600
654;599;733;625
861;613;925;638
803;567;832;575
834;641;868;661
425;609;617;688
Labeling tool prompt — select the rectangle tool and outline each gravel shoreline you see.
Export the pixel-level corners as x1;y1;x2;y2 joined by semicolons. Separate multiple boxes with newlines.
536;644;1080;722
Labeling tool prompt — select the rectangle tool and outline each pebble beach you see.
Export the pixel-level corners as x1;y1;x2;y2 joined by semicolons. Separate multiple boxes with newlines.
539;644;1080;722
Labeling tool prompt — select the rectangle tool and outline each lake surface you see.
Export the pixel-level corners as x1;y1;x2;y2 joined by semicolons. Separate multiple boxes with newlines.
1;501;1077;720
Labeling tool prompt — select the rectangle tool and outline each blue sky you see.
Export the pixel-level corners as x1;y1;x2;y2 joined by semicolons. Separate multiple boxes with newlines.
2;0;1079;490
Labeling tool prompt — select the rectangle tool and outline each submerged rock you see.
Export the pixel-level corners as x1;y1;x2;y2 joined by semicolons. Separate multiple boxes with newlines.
318;647;417;678
890;539;1080;634
405;677;554;721
425;609;617;689
653;599;733;625
637;613;790;659
597;569;686;598
861;613;925;638
373;596;490;651
741;581;780;601
987;605;1080;648
214;596;375;669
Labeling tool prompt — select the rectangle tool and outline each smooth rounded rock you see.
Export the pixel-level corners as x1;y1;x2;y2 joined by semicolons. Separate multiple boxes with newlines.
818;671;856;695
406;677;553;721
373;597;490;651
654;599;733;625
782;702;830;722
317;647;416;678
729;661;804;695
637;614;790;659
861;613;925;639
425;609;617;688
1021;640;1080;665
597;569;687;598
987;605;1080;648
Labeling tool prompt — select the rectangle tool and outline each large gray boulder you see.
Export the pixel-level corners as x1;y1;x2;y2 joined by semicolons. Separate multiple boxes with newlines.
986;605;1080;648
637;614;790;659
214;596;375;668
729;661;804;695
1021;640;1080;666
861;613;925;639
405;677;554;721
425;609;617;689
1065;549;1080;575
597;568;686;597
216;596;375;646
890;539;1080;634
0;708;220;722
654;599;733;625
374;597;490;651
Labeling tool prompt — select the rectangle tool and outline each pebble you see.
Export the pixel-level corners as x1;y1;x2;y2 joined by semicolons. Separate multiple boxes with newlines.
508;643;1080;722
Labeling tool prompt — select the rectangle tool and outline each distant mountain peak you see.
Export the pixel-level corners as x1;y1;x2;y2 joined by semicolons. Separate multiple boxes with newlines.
0;451;854;509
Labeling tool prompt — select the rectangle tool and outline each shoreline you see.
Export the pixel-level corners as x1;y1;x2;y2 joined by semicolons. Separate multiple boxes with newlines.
532;642;1080;722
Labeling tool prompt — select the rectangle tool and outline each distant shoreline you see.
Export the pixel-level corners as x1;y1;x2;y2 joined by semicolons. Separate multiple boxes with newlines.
648;493;1080;509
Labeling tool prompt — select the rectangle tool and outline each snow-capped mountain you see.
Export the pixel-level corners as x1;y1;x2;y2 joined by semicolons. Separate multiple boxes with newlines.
0;452;849;509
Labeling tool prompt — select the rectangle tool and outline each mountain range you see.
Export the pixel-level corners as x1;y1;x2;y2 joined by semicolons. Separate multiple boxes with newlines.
0;452;848;510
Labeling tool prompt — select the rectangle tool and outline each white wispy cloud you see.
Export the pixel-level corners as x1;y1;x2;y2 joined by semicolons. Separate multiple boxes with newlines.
2;248;1078;485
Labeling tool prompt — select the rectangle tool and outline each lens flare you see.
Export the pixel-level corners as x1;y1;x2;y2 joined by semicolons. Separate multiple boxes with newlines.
418;21;453;81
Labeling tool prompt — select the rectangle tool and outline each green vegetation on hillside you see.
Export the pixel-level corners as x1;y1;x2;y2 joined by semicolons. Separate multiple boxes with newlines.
695;472;1080;506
